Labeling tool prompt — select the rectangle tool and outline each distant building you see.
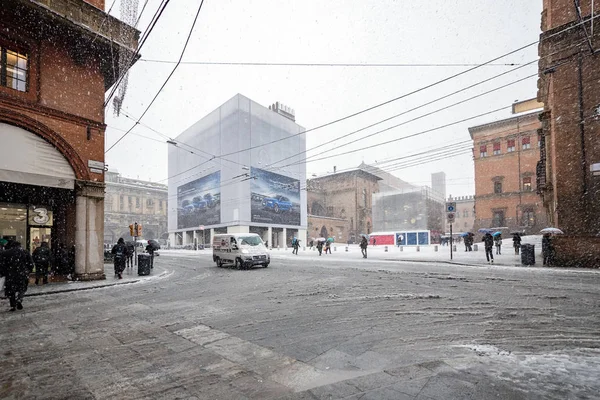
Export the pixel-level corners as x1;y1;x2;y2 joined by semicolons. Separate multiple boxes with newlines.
469;106;547;235
104;171;168;244
372;185;445;240
168;94;306;248
431;172;447;199
307;168;381;243
444;195;475;233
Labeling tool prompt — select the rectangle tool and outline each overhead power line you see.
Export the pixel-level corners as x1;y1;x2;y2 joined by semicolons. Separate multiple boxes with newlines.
106;0;205;153
138;59;524;68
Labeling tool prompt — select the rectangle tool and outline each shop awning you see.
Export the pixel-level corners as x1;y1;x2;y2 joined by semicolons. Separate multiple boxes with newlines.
0;123;75;189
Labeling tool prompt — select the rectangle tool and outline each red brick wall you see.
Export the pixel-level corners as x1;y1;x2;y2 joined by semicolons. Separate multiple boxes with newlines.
85;0;105;10
0;17;106;183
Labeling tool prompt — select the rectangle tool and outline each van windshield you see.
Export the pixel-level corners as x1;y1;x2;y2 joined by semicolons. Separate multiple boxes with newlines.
238;236;263;246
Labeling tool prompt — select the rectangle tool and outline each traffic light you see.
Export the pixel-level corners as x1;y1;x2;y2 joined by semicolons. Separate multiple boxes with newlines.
136;224;143;237
129;224;134;236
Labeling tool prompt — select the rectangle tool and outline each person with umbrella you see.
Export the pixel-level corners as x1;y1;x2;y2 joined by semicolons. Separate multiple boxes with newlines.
32;241;52;285
494;232;502;255
324;238;332;254
483;232;494;264
512;233;522;255
542;233;555;266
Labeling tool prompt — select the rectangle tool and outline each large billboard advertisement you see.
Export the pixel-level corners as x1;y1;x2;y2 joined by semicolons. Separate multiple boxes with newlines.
250;167;300;225
177;171;221;229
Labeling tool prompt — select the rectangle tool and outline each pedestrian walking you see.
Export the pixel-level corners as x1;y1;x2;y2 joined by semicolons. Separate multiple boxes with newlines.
542;233;554;266
125;241;134;268
32;241;52;285
324;241;332;254
360;236;368;258
316;240;323;256
309;240;314;250
372;238;377;247
483;233;494;264
111;238;129;279
513;233;522;255
292;238;300;255
1;241;34;311
494;234;502;255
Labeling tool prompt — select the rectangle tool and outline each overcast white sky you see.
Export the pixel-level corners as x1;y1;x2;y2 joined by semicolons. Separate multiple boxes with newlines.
104;0;543;197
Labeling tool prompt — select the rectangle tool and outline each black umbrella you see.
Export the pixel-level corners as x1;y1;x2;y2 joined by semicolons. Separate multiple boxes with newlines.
147;239;161;250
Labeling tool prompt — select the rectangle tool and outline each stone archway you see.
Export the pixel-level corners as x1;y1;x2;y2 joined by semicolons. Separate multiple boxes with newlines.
320;226;328;238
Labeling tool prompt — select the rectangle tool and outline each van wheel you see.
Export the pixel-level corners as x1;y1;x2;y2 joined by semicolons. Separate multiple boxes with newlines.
235;258;243;270
264;263;269;268
216;257;223;268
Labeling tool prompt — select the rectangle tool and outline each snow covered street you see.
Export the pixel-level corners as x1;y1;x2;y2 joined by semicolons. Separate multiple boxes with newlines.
1;250;599;399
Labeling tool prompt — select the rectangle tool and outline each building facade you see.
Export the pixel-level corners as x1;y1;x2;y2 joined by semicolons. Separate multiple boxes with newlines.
372;186;445;239
537;0;600;267
307;168;381;243
444;195;475;234
168;94;307;248
0;0;138;279
470;108;547;235
104;171;168;245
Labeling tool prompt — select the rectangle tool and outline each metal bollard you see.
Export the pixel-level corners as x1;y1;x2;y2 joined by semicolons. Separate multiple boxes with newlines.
452;245;457;252
303;247;306;251
345;246;348;252
334;246;337;251
473;244;478;251
400;246;403;252
416;245;420;252
434;245;438;252
385;246;388;252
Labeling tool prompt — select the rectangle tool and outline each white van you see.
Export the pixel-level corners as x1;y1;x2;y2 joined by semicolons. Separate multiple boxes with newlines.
212;233;270;269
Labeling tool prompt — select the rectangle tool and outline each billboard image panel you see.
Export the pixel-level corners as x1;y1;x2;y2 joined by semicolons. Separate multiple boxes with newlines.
177;171;221;229
250;167;300;225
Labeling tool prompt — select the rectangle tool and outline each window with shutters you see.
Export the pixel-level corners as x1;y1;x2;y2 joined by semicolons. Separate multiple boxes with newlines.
523;177;532;192
507;139;515;152
522;136;531;150
479;145;487;158
493;142;501;155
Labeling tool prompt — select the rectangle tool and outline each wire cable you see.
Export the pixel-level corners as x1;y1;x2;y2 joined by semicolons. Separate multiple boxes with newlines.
106;0;205;153
137;60;524;67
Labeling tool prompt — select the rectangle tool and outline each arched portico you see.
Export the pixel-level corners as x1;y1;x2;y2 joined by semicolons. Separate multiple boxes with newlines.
0;117;105;280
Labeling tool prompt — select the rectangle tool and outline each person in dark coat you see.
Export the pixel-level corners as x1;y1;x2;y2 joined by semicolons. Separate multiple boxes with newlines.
316;240;323;256
513;233;522;255
145;242;155;269
2;241;34;311
32;241;52;285
125;241;135;268
483;233;494;264
54;243;69;275
111;238;129;279
542;234;554;266
360;236;368;258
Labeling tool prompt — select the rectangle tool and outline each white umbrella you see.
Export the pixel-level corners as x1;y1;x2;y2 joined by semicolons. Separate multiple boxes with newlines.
315;237;327;242
540;227;564;235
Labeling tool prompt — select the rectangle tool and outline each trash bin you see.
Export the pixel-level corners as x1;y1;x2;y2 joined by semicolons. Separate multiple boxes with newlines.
138;254;152;276
521;244;535;265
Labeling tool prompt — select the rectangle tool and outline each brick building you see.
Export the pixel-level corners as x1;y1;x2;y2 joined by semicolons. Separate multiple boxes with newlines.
470;106;548;235
307;168;380;243
537;0;600;267
104;171;168;245
444;195;475;234
0;0;138;279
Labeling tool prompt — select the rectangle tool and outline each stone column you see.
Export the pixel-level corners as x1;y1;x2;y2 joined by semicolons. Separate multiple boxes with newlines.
267;226;273;247
282;228;287;249
74;180;105;281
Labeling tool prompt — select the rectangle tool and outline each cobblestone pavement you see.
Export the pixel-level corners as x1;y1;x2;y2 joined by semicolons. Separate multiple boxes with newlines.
1;251;599;399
